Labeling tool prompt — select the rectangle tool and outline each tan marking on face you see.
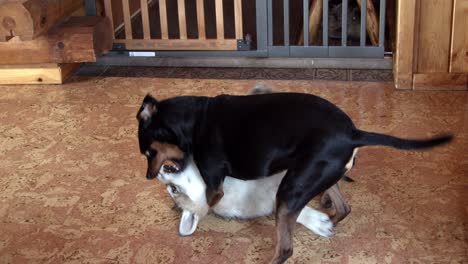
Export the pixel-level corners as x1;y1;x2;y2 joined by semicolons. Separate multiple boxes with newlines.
147;141;184;177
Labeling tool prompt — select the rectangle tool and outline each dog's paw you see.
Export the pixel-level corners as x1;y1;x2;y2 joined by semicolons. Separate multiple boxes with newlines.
297;207;334;237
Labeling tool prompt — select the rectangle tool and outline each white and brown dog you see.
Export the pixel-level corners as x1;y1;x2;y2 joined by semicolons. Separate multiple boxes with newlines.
157;157;335;238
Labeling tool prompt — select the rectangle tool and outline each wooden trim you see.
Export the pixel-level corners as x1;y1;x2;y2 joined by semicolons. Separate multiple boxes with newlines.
0;63;79;85
234;0;243;39
413;73;468;90
113;39;238;50
394;0;417;89
196;0;206;40
159;0;168;39
215;0;224;39
104;0;115;39
140;0;151;39
178;0;187;40
450;0;468;73
122;0;133;39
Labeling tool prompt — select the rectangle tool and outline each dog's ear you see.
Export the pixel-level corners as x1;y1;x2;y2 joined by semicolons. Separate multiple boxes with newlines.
137;94;158;127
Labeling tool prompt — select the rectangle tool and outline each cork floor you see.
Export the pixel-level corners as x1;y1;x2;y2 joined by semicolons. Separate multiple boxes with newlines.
0;66;467;264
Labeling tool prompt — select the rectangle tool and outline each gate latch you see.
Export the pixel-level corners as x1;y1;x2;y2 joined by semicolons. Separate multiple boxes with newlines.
237;34;252;51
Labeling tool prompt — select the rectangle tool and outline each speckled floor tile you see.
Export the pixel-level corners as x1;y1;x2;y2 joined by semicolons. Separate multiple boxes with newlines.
0;67;466;263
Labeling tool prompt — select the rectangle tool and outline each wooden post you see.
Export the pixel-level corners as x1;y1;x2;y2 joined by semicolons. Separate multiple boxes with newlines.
0;0;84;41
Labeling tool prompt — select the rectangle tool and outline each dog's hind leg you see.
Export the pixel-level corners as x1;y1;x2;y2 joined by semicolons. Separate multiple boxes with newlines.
320;184;351;224
270;159;343;264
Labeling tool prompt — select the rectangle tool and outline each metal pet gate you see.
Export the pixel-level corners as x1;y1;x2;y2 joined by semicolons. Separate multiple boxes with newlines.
86;0;387;59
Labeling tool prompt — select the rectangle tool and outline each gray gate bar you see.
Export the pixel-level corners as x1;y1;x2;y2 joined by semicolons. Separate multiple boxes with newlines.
360;0;367;46
342;0;348;46
284;0;290;46
379;0;386;47
303;0;309;46
323;0;328;46
268;0;273;46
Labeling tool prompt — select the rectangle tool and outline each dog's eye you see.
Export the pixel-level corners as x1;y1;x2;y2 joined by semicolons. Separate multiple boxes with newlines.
145;149;157;158
163;164;179;173
162;160;180;174
169;184;178;194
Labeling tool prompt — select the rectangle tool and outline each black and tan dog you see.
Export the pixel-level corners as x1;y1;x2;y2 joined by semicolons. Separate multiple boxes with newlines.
137;91;452;264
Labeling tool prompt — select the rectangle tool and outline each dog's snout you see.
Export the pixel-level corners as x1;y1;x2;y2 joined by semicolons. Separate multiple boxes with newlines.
146;173;157;179
146;167;157;179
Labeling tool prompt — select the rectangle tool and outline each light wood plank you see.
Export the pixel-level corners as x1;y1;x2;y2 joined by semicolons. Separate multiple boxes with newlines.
122;0;133;39
450;0;468;72
103;0;115;39
113;39;238;50
159;0;168;39
196;0;206;39
234;0;243;39
215;0;224;39
140;0;151;39
417;0;453;72
0;63;79;85
413;73;468;90
178;0;187;40
393;0;417;89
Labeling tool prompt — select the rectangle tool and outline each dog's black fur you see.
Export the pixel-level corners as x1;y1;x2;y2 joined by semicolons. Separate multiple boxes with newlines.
137;92;452;263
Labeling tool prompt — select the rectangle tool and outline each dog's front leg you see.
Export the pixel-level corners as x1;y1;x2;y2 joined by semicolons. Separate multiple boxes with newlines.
270;201;299;264
197;160;226;207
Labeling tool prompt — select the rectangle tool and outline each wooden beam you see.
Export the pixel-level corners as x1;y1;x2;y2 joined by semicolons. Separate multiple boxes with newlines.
159;0;168;39
234;0;243;39
140;0;151;39
178;0;187;40
196;0;206;40
215;0;224;39
0;63;79;85
113;39;238;50
122;0;133;39
104;0;114;39
0;16;113;65
0;0;84;41
394;0;417;89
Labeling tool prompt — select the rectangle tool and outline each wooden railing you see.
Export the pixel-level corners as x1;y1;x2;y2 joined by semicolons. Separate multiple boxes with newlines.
104;0;244;51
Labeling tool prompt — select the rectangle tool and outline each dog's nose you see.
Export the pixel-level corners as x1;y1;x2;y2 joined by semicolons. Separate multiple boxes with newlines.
146;173;157;179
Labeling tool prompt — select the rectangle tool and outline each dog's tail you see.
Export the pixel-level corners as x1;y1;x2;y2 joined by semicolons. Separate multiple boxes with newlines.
352;130;453;150
249;83;274;95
